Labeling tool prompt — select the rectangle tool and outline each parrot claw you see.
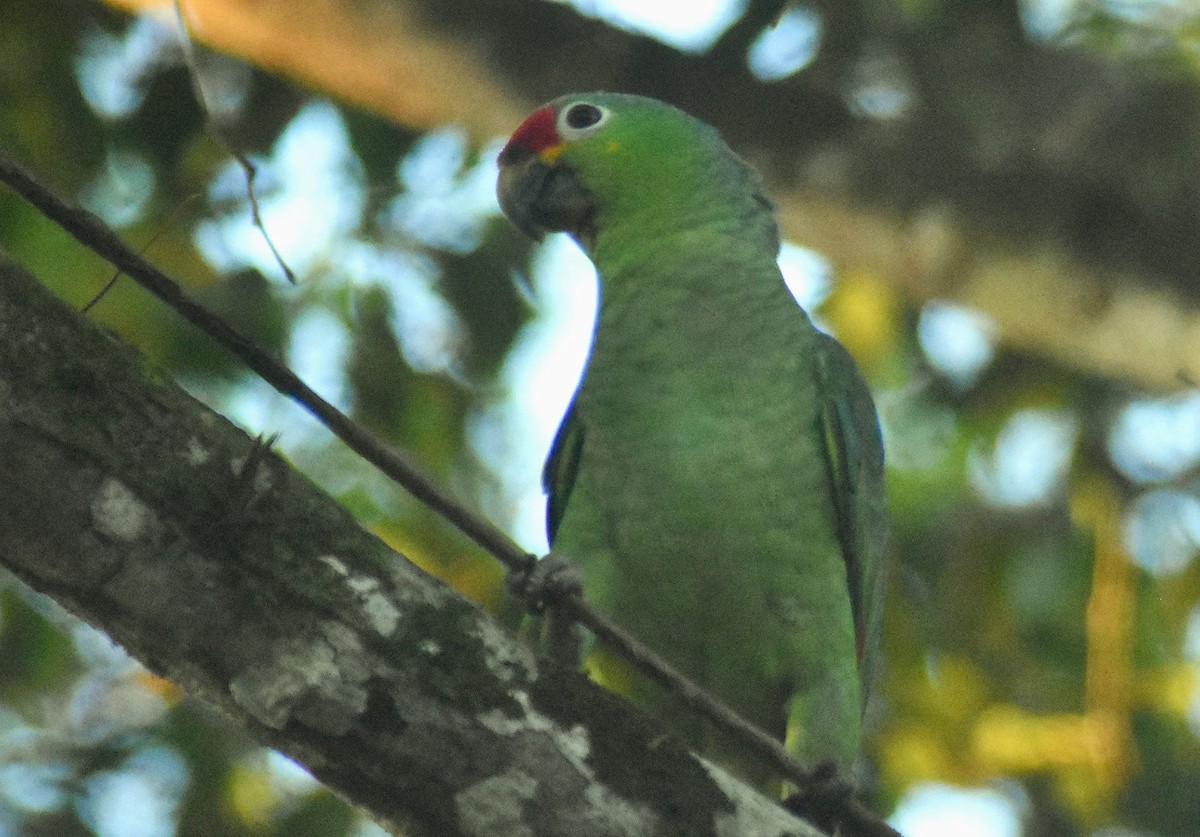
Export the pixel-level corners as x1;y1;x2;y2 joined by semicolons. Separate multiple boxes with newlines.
506;553;586;668
783;761;853;825
784;762;901;837
505;552;584;615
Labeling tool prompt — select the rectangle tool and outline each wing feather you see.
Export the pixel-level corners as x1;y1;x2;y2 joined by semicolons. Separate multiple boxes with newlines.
543;399;584;544
814;333;889;687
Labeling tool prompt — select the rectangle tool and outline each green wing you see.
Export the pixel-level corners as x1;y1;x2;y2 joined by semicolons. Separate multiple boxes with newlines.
814;333;889;687
543;398;584;545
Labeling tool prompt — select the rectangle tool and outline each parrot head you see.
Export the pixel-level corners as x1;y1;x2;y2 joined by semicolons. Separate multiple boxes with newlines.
497;92;771;254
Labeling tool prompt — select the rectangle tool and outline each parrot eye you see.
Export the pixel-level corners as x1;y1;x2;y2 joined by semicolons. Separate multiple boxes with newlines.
558;102;611;141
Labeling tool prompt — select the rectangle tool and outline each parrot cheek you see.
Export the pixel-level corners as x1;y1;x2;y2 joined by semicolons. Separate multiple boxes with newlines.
498;157;595;245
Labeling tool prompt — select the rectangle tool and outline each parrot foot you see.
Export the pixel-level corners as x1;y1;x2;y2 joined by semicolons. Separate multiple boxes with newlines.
783;761;900;837
505;552;584;614
505;553;585;668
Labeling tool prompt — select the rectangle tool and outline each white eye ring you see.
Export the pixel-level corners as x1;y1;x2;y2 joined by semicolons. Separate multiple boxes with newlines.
557;102;611;141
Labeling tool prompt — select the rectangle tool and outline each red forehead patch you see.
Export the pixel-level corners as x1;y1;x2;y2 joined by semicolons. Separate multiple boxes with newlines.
499;106;558;164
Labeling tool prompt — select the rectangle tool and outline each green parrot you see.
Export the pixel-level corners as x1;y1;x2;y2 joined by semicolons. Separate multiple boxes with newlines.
496;92;888;785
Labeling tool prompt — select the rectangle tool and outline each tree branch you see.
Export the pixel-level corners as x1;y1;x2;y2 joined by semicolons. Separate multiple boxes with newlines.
0;153;849;799
0;250;826;837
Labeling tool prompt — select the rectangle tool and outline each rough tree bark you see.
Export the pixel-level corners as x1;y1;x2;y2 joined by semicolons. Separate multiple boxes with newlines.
98;0;1200;390
0;252;821;837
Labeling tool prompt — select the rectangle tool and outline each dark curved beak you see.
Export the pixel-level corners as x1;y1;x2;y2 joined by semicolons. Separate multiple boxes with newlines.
497;148;595;246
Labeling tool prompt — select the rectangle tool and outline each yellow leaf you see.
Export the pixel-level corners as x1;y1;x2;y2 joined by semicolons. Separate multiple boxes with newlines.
822;268;899;370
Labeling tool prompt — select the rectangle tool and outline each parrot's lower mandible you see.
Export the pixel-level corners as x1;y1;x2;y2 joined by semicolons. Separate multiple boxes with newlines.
496;92;889;788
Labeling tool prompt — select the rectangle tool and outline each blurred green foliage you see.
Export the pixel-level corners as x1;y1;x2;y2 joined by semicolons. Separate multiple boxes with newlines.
0;2;533;834
1;1;1199;836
